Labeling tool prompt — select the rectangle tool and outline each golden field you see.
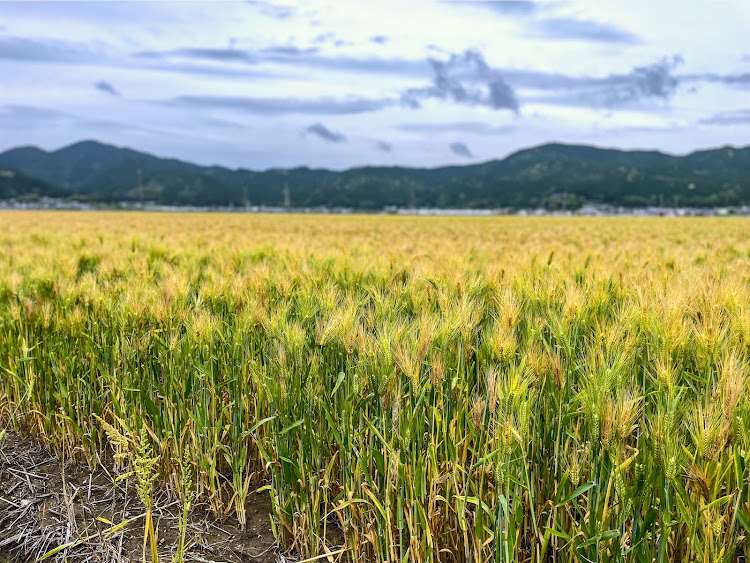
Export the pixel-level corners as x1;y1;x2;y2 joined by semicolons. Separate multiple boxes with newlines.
1;211;750;562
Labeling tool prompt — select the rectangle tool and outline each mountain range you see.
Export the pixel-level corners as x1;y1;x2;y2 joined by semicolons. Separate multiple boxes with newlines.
1;140;749;209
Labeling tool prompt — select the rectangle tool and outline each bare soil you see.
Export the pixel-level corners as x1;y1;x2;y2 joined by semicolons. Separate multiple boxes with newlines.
0;431;278;563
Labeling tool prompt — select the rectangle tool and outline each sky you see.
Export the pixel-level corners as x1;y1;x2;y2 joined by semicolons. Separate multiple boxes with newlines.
1;1;749;170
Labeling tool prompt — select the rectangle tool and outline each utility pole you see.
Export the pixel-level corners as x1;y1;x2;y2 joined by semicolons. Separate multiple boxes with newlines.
137;168;144;208
282;171;291;209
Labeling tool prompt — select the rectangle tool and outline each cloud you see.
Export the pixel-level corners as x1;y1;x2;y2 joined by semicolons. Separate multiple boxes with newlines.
261;45;319;56
137;58;281;79
449;142;473;158
169;47;253;62
0;38;279;81
719;73;750;88
150;47;427;76
700;109;750;125
0;104;161;136
0;36;99;63
375;140;392;152
245;1;296;20
397;122;518;134
522;55;685;108
0;37;418;81
499;68;589;90
451;1;536;15
370;35;388;44
0;105;70;122
532;18;640;44
629;56;683;98
669;71;750;90
402;50;519;112
172;95;391;115
94;80;120;96
306;123;346;142
314;32;335;44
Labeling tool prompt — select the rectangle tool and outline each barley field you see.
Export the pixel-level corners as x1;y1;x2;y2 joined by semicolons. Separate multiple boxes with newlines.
1;211;750;562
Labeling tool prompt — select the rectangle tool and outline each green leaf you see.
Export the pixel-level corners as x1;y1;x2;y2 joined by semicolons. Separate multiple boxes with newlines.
324;410;343;447
556;481;595;507
331;371;346;396
280;418;304;435
736;509;750;536
244;415;276;437
546;527;572;541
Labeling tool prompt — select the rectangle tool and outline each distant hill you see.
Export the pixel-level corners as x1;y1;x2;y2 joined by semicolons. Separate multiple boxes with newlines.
0;165;68;200
1;140;749;209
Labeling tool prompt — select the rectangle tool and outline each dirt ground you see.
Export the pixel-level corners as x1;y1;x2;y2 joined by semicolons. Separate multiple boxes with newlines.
0;431;278;563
